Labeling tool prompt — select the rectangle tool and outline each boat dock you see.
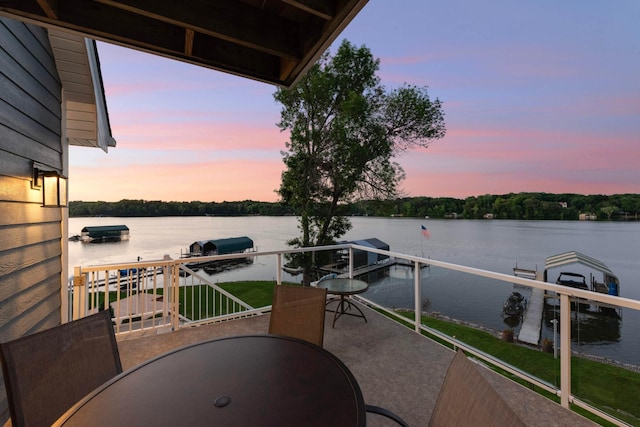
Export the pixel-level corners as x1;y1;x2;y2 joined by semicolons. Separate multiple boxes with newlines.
514;268;544;345
319;258;394;276
318;256;428;277
518;287;545;345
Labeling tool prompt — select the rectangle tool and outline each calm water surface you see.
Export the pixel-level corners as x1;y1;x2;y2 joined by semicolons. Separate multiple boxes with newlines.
69;217;640;365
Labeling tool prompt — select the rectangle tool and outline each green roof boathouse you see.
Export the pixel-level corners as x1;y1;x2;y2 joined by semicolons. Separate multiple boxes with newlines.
81;225;130;243
187;237;254;257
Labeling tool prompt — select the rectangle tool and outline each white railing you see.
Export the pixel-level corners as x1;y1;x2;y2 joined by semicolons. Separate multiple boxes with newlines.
71;243;640;425
71;256;259;335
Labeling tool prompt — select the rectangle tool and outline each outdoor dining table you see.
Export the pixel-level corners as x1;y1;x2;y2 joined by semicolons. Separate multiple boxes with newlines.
54;334;366;426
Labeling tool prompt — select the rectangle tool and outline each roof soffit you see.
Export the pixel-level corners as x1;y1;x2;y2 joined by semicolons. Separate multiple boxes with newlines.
0;0;369;87
48;29;116;152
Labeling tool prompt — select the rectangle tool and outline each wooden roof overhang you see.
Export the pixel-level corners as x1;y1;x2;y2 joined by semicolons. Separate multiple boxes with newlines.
0;0;368;88
48;29;117;152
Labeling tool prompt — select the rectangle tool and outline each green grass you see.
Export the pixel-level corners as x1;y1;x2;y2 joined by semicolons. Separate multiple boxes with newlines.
175;281;282;320
217;281;280;307
90;281;286;321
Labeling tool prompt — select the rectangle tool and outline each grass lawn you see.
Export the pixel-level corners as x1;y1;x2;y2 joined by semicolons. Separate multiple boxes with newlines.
93;281;284;321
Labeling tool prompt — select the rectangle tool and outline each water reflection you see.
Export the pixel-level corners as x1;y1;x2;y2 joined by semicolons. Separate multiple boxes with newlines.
365;264;623;349
502;315;521;329
542;305;621;344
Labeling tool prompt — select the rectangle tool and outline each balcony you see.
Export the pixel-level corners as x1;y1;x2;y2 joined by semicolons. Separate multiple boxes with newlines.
71;244;640;426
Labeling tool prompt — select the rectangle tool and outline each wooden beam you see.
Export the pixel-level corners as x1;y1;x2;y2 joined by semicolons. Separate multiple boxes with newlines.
281;0;334;20
286;0;367;87
279;57;298;82
96;0;301;60
191;31;280;82
184;28;194;56
36;0;58;19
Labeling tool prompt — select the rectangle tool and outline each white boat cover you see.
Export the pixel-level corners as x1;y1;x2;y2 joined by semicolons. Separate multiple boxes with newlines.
544;251;616;279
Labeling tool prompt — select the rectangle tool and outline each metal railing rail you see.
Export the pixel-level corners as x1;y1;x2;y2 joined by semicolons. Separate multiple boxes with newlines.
72;243;640;425
174;263;255;323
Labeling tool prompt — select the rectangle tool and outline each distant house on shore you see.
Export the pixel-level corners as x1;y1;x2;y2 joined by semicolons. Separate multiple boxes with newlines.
579;213;597;221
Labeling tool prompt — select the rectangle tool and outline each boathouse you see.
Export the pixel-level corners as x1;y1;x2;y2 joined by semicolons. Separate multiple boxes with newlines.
345;238;390;269
188;237;254;257
543;251;620;296
81;225;130;243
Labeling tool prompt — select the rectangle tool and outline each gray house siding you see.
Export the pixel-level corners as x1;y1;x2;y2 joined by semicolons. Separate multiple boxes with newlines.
0;17;64;423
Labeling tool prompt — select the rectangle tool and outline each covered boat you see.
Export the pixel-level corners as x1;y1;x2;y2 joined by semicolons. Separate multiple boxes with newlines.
544;251;620;296
544;251;621;317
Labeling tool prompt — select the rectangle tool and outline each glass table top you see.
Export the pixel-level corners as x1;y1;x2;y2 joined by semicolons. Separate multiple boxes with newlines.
317;278;369;295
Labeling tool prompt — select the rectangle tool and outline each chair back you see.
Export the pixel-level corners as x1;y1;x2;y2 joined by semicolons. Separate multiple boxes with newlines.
269;285;328;347
429;350;525;426
0;310;122;427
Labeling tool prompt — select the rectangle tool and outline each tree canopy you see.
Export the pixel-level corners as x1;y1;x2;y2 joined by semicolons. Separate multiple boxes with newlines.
274;40;446;260
68;193;640;220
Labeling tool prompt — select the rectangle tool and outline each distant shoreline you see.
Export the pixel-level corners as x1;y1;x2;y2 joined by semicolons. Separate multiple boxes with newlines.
68;193;640;221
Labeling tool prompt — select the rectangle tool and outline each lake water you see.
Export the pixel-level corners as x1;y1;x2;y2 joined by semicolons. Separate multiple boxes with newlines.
69;216;640;366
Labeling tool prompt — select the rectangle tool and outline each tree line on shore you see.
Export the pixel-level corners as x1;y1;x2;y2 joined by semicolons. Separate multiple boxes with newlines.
69;192;640;221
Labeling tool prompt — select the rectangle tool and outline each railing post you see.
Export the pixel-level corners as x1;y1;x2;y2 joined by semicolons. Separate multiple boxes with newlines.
348;247;354;278
163;255;170;319
171;262;180;331
559;293;572;408
276;253;283;285
414;261;421;333
72;266;86;321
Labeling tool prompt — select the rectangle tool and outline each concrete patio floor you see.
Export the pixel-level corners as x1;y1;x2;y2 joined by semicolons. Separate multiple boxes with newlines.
117;302;597;426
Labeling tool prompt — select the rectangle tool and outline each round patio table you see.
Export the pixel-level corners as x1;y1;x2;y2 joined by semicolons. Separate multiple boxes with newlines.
317;278;369;327
54;335;366;427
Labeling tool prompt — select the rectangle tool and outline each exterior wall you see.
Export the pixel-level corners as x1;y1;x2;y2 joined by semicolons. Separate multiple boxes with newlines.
0;17;63;423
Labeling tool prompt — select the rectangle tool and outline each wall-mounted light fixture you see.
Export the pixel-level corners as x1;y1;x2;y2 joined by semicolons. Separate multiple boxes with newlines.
32;162;68;207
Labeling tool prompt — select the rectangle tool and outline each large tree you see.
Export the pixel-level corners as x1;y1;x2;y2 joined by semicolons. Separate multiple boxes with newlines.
274;40;446;281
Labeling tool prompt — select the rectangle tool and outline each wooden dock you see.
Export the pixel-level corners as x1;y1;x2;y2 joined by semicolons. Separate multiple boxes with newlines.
515;269;544;345
518;287;544;345
318;257;427;278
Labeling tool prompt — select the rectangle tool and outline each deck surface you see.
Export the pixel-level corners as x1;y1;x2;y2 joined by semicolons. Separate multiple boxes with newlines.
117;302;597;426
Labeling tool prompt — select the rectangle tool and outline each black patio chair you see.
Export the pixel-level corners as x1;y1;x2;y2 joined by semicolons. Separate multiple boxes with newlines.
0;310;122;427
366;404;410;426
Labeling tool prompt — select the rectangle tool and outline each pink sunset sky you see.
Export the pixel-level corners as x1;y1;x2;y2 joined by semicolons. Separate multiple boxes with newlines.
69;1;640;203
